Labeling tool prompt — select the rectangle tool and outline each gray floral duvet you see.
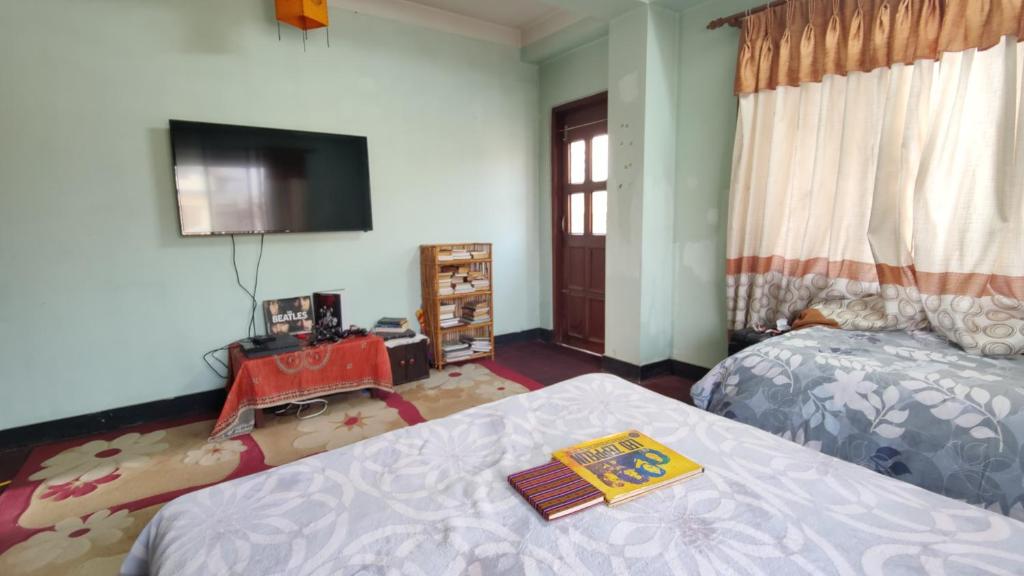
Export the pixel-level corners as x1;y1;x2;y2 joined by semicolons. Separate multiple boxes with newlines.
693;327;1024;520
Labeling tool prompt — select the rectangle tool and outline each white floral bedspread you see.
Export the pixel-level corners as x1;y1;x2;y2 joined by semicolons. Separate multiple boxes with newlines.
122;374;1024;575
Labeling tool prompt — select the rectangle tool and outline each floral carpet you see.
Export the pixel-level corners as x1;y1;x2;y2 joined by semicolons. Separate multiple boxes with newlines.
0;361;540;575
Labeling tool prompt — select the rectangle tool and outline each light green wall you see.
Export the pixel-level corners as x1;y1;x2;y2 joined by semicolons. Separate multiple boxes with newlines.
637;5;679;365
604;8;648;364
0;0;540;429
605;5;680;366
537;38;610;329
671;0;762;368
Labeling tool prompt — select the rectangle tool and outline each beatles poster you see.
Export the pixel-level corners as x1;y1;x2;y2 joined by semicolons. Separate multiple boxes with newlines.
263;296;313;335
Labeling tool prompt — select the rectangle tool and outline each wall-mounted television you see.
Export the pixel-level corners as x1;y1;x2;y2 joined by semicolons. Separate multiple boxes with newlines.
170;120;372;236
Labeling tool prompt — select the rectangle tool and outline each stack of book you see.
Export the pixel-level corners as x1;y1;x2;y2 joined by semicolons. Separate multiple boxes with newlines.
451;249;471;260
460;334;491;353
461;301;490;324
508;430;704;520
442;341;473;361
372;317;416;340
438;266;479;295
437;272;454;296
470;249;489;260
439;304;461;328
468;271;490;291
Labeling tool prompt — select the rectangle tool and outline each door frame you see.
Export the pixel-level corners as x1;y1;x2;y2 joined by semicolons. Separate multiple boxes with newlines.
550;91;608;351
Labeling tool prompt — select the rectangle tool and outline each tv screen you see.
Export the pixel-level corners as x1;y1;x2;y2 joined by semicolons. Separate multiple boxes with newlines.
170;120;372;236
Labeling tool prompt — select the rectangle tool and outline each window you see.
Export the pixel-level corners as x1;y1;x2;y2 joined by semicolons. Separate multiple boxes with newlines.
569;140;586;184
569;192;585;235
592;191;607;235
591;135;608;183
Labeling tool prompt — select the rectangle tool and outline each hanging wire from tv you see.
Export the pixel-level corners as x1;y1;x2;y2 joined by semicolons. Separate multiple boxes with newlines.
230;233;265;338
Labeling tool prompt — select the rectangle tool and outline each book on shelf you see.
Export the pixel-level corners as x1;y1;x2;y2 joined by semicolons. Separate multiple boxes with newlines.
552;430;703;506
454;283;474;293
442;341;474;360
459;335;491;352
439;286;455;296
470;250;489;260
440;319;462;329
442;342;470;352
451;249;471;260
508;460;603;521
438;250;454;261
461;303;491;324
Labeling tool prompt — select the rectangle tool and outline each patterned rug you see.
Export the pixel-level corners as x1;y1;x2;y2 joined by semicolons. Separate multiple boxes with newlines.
0;361;540;575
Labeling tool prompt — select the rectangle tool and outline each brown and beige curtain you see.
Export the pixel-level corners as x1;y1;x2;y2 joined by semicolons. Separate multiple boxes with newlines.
727;0;1024;356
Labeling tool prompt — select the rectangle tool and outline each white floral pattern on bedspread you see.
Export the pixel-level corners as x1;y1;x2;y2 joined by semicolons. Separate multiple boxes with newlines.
693;327;1024;522
123;374;1024;575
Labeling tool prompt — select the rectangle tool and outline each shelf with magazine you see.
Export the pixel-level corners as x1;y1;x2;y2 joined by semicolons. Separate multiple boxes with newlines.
419;243;494;369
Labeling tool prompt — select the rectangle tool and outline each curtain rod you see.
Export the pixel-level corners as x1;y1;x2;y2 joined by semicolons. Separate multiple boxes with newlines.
707;0;789;30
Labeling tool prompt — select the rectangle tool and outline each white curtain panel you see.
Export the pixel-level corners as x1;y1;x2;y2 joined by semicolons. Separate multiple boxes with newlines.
727;37;1024;356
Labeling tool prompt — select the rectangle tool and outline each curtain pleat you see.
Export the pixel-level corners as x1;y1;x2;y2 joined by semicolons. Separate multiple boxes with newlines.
736;0;1024;94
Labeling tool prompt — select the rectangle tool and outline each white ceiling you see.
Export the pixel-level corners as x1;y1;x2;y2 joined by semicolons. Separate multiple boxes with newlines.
329;0;646;49
405;0;561;29
331;0;597;47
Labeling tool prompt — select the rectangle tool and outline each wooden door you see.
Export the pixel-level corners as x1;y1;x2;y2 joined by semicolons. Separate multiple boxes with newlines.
552;93;608;354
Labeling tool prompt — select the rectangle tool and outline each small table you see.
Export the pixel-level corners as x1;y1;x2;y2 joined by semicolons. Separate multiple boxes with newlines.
210;335;393;440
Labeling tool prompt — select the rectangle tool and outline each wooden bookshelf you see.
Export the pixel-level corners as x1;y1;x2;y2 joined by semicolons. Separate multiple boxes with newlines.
420;243;494;369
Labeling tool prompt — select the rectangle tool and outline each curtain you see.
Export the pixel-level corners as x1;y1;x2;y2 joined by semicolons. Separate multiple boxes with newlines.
728;0;1024;356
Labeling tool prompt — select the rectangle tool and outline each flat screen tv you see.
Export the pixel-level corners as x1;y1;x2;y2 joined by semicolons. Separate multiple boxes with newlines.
170;120;372;236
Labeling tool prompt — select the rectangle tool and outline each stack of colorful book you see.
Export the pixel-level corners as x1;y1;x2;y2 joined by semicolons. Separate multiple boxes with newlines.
508;430;703;520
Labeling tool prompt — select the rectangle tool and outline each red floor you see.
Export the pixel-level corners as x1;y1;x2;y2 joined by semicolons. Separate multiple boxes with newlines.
495;339;696;404
0;338;696;492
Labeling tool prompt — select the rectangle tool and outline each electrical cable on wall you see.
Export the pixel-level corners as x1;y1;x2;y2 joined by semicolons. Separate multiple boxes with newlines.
230;233;265;338
202;345;231;379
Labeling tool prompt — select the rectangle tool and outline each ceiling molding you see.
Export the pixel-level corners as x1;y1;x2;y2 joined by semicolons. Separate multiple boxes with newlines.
329;0;523;47
522;8;585;46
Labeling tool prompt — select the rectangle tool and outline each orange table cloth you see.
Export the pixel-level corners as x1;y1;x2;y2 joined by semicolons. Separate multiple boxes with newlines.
211;335;393;440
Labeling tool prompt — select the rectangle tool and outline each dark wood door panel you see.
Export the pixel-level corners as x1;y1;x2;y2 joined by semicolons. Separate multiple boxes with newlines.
566;246;587;291
566;294;587;339
552;92;607;355
588;297;605;344
589;247;605;294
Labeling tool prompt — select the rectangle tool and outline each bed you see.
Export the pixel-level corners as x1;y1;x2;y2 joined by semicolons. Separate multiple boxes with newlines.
693;327;1024;521
122;373;1024;575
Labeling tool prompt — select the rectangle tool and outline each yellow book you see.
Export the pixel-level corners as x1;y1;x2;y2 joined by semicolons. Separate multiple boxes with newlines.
552;430;703;505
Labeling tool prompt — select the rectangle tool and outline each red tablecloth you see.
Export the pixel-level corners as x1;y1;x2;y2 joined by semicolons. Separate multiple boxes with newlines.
210;336;393;440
